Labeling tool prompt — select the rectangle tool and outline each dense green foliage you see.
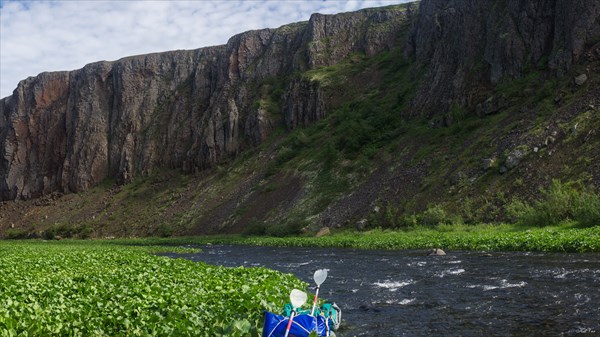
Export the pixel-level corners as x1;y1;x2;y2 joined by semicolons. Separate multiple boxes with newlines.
111;224;600;253
0;242;305;336
507;180;600;228
360;180;600;230
236;226;600;252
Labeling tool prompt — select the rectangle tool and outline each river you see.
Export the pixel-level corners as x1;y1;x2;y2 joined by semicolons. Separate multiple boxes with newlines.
166;245;600;336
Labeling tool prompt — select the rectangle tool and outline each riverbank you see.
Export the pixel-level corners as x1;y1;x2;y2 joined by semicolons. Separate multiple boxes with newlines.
109;223;600;253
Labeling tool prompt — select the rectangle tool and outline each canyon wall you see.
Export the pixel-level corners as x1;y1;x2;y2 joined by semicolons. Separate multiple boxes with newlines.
0;5;410;200
2;0;598;201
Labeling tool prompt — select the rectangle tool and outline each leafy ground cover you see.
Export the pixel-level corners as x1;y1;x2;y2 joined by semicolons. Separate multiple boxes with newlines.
111;224;600;253
241;225;600;252
0;241;305;336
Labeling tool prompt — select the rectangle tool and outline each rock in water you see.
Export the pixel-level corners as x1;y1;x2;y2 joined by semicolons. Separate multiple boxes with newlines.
428;248;446;256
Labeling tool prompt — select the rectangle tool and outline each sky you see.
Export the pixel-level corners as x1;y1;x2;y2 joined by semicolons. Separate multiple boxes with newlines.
0;0;410;98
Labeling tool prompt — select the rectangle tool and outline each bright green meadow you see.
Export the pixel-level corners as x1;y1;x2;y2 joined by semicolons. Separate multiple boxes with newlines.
114;224;600;253
242;225;600;252
0;242;305;336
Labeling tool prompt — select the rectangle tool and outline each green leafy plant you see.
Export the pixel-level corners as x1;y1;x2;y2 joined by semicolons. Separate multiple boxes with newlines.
419;204;455;227
4;229;29;240
573;189;600;227
507;180;600;227
0;242;305;336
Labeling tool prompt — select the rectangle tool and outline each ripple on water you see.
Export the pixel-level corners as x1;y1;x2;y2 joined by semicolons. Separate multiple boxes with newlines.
398;298;416;305
534;267;600;283
574;293;591;306
208;249;228;255
538;267;577;279
566;326;598;335
373;280;415;291
435;268;465;278
279;260;313;268
466;279;527;291
384;298;416;305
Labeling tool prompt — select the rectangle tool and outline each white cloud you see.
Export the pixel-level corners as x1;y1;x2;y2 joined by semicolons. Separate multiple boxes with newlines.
0;0;408;98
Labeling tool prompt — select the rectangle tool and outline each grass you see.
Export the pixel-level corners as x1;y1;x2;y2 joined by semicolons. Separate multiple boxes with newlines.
0;241;305;336
102;223;600;253
506;180;600;228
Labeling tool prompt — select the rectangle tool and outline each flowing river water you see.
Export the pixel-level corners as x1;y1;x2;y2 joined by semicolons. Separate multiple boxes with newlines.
166;245;600;337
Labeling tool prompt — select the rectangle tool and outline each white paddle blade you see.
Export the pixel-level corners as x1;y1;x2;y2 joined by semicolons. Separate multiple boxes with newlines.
290;289;307;309
313;269;328;286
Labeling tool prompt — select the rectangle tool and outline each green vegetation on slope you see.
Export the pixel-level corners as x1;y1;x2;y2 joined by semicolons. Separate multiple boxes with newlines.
99;223;600;253
250;42;600;234
0;242;305;336
1;20;598;239
360;180;600;230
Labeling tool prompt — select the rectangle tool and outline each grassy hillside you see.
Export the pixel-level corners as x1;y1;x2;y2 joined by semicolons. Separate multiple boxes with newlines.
1;38;599;239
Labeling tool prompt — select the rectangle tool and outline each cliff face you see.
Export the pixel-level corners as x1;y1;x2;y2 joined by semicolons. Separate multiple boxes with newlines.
1;0;599;238
1;0;599;202
0;6;410;200
405;0;600;116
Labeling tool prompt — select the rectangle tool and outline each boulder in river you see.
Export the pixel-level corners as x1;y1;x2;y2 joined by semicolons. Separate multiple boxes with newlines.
428;248;446;256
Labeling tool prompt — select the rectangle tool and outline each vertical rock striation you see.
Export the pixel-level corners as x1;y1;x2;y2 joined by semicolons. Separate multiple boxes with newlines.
2;0;597;201
0;5;410;200
405;0;600;116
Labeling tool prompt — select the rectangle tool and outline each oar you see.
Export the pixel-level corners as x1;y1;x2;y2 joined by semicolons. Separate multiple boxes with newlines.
284;289;307;337
310;269;328;316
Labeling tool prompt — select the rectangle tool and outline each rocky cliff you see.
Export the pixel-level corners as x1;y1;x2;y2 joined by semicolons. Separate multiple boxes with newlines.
1;0;599;238
0;5;410;200
405;0;600;117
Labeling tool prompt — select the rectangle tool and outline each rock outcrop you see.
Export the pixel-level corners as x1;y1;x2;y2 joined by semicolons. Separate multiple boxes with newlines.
0;5;411;200
1;0;598;201
405;0;600;116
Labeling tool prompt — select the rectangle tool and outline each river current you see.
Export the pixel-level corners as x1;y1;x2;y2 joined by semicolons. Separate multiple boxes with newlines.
166;245;600;337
